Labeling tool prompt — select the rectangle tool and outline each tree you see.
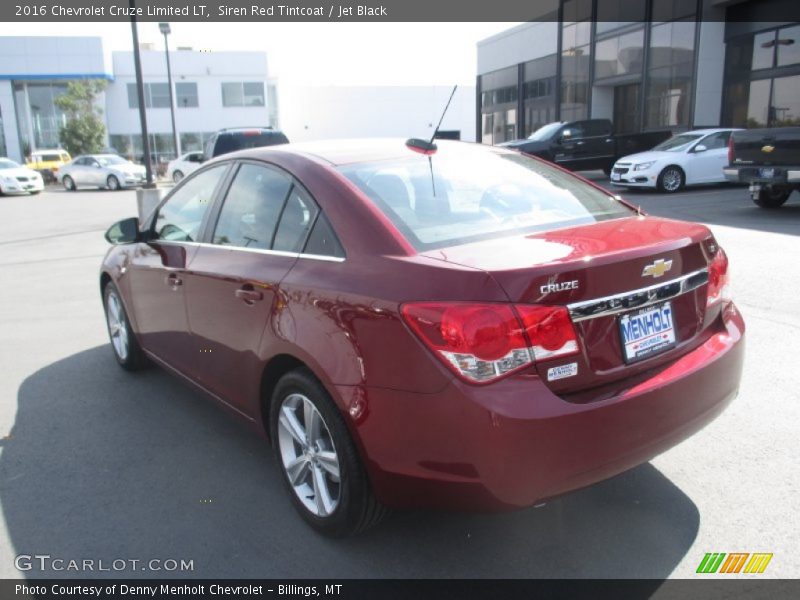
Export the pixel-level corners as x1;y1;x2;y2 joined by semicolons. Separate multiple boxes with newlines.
54;80;108;155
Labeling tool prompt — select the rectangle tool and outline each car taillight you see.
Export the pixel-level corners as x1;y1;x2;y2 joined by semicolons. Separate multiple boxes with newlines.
727;134;735;164
707;247;731;306
401;302;579;384
515;305;580;360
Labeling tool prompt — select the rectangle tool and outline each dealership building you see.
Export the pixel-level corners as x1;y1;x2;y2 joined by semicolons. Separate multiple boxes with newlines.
0;36;277;163
0;35;476;164
477;0;800;143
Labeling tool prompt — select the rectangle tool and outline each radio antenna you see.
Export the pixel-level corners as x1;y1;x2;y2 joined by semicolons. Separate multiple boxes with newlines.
430;85;458;145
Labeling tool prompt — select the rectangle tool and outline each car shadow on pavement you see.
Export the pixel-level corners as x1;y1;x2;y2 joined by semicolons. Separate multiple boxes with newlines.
2;345;698;582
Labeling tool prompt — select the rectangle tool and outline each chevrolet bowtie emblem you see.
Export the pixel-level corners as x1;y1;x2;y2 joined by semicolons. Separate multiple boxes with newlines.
762;145;775;153
642;259;673;278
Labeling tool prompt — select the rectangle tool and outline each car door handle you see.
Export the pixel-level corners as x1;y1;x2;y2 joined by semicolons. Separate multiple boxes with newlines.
165;273;183;287
235;287;263;303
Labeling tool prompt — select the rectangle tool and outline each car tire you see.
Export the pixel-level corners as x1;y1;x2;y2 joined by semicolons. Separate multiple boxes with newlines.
270;368;388;537
107;175;121;191
103;282;147;371
63;175;76;191
657;166;685;193
602;165;613;177
753;187;791;209
172;170;184;183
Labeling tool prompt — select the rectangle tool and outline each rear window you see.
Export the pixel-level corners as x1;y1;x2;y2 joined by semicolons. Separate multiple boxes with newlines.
338;144;633;251
39;154;62;162
213;131;288;156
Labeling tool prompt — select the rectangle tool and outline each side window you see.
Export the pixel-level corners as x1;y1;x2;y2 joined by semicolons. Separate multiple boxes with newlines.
584;120;611;137
155;165;228;242
273;185;320;253
212;164;291;249
75;157;87;166
304;213;345;258
700;131;730;151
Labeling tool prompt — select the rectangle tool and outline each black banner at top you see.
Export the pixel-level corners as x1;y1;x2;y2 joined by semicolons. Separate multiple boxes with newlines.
2;0;800;22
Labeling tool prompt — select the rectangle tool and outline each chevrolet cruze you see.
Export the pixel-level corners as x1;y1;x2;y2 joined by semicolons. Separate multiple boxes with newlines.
100;139;745;536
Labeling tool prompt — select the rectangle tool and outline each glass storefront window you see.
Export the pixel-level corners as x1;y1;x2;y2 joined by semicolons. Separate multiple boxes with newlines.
522;55;557;136
752;31;776;70
651;0;696;22
745;80;772;127
645;20;695;128
771;75;800;126
479;66;519;144
777;25;800;67
594;28;644;79
596;0;645;35
0;105;6;157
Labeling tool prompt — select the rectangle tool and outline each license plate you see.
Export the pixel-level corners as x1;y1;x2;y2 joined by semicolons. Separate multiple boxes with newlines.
759;168;775;178
619;302;676;363
611;172;621;181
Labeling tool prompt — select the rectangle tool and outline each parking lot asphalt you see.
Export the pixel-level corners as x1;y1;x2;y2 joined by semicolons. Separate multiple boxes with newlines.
0;181;798;579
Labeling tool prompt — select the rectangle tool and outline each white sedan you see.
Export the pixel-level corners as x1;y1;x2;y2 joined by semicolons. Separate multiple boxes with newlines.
610;128;742;193
0;158;44;195
166;151;204;183
59;154;146;191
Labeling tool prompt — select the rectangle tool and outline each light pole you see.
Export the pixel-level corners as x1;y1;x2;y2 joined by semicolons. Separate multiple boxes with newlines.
159;22;180;160
130;1;154;187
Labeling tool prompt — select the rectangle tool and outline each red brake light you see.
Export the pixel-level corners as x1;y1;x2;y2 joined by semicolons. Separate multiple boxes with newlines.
515;305;579;360
707;247;731;306
401;302;579;384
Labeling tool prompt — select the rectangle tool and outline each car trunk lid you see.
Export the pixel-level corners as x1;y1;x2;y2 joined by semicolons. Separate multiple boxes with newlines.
421;216;718;395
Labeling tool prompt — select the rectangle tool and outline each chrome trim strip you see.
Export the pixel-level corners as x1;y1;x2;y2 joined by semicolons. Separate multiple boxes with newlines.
567;268;709;322
153;240;345;262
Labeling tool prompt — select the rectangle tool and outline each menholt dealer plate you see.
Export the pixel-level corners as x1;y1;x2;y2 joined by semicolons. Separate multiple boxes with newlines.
619;301;676;363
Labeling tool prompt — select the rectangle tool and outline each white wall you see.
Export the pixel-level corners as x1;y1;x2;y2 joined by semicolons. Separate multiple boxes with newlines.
106;50;271;138
279;85;476;143
0;37;108;79
477;22;559;75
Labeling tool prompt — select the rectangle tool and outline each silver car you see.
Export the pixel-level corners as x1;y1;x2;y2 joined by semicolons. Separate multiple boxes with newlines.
59;154;146;191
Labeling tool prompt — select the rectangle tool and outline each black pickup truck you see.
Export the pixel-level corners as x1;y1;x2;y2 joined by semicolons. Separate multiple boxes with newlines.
498;119;671;174
724;127;800;208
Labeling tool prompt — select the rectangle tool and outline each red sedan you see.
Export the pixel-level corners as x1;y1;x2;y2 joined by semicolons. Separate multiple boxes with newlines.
100;139;744;536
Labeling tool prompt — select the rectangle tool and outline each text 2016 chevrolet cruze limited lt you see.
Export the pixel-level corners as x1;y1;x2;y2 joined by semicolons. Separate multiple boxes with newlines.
100;139;745;536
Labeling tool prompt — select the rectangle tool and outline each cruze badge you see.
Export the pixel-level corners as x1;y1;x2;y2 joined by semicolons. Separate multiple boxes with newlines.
761;145;775;153
642;259;673;278
540;280;579;294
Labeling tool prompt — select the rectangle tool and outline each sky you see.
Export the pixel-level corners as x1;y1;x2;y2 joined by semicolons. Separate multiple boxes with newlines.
0;22;517;87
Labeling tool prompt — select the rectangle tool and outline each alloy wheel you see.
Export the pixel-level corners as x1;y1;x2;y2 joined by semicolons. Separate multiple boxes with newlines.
105;290;129;361
661;168;682;192
277;393;341;517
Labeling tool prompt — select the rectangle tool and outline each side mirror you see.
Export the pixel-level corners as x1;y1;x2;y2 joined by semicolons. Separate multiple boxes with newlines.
694;144;707;153
560;129;573;141
105;217;141;244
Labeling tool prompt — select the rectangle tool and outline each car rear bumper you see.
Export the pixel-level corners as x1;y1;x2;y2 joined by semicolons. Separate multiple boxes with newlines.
724;166;800;185
344;303;744;511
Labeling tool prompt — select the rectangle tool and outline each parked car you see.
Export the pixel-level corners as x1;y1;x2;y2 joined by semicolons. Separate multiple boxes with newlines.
59;154;146;191
203;127;289;161
610;128;742;193
723;126;800;208
100;139;744;536
25;148;71;183
167;151;205;183
0;158;44;195
498;119;671;174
